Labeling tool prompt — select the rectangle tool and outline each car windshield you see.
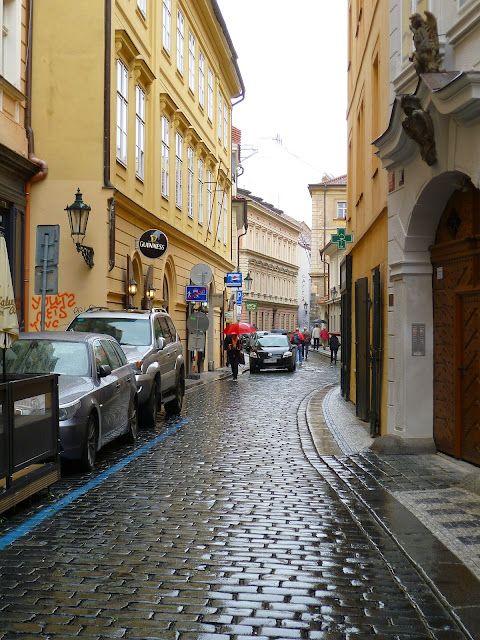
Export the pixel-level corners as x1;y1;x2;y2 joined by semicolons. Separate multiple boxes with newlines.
6;340;90;376
70;317;151;346
258;336;289;348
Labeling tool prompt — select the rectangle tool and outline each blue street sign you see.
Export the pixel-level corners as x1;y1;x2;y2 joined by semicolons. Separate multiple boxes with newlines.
185;285;208;302
236;290;243;305
226;272;242;287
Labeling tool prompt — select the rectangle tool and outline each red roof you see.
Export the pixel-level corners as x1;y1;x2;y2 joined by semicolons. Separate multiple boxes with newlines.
232;127;241;145
309;174;347;188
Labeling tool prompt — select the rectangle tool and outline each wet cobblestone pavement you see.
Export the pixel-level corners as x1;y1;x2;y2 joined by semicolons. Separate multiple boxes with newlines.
0;355;475;639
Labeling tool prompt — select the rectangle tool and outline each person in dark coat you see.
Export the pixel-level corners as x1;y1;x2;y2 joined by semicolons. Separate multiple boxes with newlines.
223;332;243;381
329;333;340;364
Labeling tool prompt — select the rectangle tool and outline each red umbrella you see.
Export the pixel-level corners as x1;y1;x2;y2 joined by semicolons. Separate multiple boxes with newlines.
223;322;257;335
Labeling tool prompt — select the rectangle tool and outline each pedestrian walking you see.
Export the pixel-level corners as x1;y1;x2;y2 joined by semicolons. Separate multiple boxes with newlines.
223;332;243;380
291;327;304;363
329;333;340;364
312;323;321;350
302;327;311;360
320;326;329;350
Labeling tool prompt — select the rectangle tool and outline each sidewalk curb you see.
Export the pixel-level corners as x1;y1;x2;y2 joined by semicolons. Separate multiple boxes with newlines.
302;385;480;640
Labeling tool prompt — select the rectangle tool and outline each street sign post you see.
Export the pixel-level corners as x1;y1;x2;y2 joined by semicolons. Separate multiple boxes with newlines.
236;290;243;305
185;285;208;303
225;272;242;287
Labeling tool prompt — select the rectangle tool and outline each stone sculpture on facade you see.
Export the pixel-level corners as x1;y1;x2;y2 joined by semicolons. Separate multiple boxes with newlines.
401;95;437;166
409;11;444;75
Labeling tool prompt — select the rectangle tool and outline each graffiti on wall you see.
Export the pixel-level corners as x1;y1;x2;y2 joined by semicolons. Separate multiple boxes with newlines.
30;293;76;331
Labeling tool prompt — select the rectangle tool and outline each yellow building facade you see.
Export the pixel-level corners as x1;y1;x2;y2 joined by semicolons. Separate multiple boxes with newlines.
27;0;243;370
345;0;389;433
0;0;43;330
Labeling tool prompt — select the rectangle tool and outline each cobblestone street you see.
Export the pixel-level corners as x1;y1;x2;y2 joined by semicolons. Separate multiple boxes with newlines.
0;354;472;639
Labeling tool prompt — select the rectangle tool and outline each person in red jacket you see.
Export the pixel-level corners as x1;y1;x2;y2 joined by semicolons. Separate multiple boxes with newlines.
320;327;329;350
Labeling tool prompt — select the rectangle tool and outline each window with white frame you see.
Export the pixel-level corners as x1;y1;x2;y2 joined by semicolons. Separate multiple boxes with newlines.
162;0;171;54
207;69;213;121
223;195;227;245
223;103;228;149
161;115;170;198
206;169;212;232
337;201;347;219
137;0;146;18
217;194;222;241
1;0;21;86
218;91;222;140
175;132;183;209
135;85;145;179
188;31;195;93
176;8;184;75
198;51;205;109
116;59;128;165
187;147;194;218
198;158;204;225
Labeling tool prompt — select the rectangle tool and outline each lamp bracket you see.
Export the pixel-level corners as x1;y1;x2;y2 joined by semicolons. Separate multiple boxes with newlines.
76;243;95;268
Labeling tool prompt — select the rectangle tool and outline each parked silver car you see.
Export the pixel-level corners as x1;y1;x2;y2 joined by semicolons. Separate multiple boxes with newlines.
5;332;138;471
67;308;185;426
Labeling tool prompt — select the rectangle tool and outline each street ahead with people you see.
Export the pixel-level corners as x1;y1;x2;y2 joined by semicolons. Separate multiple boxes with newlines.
0;349;479;640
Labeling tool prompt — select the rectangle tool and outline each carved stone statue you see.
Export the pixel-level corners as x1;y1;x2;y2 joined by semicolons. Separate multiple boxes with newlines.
401;95;437;166
409;11;444;75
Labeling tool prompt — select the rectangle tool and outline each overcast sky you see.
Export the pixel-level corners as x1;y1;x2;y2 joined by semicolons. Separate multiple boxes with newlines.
216;1;348;226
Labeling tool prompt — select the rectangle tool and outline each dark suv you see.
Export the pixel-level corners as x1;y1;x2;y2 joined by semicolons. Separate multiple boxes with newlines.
67;308;185;426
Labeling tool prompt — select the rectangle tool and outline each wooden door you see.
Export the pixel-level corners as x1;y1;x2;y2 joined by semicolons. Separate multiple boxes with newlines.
431;180;480;462
459;292;480;464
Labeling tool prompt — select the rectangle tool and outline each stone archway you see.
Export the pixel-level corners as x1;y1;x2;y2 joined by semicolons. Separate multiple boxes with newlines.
430;179;480;464
387;171;470;442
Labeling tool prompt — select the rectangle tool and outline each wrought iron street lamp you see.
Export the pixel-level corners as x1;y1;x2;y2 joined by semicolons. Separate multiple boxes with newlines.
128;279;138;296
146;284;156;300
65;188;94;268
244;271;253;292
304;301;308;313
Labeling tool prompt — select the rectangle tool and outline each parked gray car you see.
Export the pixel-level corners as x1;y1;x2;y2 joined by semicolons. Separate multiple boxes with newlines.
67;308;185;426
6;332;138;471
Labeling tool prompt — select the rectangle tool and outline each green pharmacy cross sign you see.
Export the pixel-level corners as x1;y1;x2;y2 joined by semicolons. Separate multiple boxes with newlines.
331;228;354;250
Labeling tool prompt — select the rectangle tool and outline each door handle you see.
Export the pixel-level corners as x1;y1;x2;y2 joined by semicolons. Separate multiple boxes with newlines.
458;366;464;376
116;383;121;388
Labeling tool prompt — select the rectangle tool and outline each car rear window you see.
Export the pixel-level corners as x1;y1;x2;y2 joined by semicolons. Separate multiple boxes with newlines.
6;340;90;376
258;336;289;348
70;317;151;346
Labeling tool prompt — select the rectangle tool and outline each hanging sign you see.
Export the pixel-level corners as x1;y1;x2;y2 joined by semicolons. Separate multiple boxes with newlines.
138;229;168;258
331;228;354;250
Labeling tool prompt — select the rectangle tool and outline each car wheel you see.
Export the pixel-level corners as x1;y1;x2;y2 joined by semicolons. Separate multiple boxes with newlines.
249;364;257;373
288;363;296;372
165;369;185;416
81;414;97;472
125;399;138;444
141;379;160;428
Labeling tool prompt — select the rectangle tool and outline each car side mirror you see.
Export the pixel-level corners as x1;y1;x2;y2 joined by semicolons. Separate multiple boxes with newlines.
98;364;112;377
156;336;166;350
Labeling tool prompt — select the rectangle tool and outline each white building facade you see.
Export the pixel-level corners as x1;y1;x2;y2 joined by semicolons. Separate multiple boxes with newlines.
375;0;480;464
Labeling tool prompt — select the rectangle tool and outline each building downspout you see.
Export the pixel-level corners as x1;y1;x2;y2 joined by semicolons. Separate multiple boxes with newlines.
104;0;114;188
25;0;48;331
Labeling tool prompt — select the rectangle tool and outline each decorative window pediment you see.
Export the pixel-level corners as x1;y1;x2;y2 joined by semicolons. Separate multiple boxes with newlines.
115;30;139;65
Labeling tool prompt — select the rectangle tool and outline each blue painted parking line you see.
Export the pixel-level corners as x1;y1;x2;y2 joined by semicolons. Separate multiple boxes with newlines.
0;418;191;551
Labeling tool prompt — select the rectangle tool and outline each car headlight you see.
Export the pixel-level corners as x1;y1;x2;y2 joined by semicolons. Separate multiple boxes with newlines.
250;352;258;358
58;400;82;421
284;351;293;357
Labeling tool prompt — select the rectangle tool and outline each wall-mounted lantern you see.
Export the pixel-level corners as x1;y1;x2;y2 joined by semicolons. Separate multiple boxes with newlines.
244;271;253;292
304;301;308;313
128;278;138;296
65;188;94;267
146;285;156;300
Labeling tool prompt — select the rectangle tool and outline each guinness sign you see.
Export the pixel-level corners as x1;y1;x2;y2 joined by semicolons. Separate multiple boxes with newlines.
138;229;168;259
